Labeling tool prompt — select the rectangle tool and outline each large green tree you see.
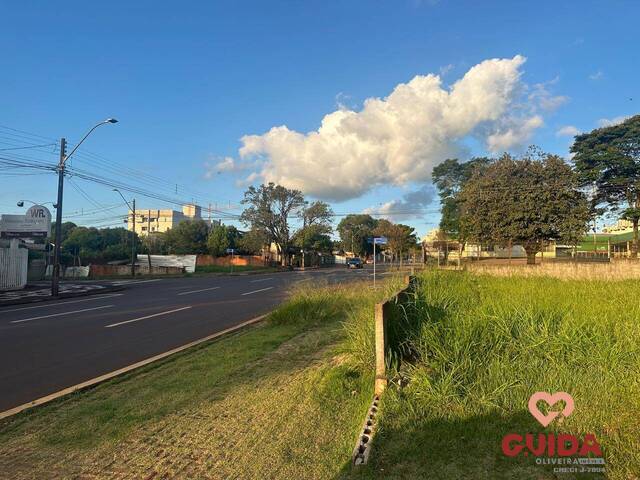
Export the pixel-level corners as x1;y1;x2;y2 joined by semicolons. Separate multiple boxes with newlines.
336;214;378;257
297;201;333;254
572;115;640;257
373;219;417;263
237;228;268;255
60;226;133;264
459;152;590;264
207;225;231;257
240;183;305;266
164;219;210;254
432;157;490;238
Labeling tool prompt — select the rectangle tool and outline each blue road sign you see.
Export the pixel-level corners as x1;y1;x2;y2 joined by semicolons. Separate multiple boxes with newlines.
374;237;388;245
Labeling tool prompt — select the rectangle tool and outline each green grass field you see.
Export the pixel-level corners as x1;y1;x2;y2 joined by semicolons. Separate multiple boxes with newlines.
353;271;640;479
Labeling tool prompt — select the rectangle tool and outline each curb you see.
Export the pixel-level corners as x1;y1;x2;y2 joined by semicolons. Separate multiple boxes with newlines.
0;284;125;308
0;312;270;420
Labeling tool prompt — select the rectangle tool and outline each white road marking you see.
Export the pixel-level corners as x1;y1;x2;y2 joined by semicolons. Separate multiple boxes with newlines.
10;305;115;324
250;277;273;283
241;286;274;296
105;306;192;328
177;286;221;296
1;294;124;313
112;279;162;285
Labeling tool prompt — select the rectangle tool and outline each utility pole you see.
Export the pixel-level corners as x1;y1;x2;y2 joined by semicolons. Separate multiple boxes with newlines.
51;138;67;297
131;198;136;277
147;209;152;270
50;118;118;297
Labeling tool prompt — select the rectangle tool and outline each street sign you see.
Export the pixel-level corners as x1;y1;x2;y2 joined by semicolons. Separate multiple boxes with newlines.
374;237;388;245
226;248;236;254
0;205;52;239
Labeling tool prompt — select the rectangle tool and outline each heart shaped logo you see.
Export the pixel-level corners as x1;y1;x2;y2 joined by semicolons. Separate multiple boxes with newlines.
528;391;574;427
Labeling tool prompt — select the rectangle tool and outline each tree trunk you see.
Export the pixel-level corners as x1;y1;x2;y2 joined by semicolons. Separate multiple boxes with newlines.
526;252;536;265
632;219;639;259
524;244;538;265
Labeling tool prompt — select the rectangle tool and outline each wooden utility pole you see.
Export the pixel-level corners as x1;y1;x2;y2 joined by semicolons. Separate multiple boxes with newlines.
51;138;66;297
147;209;152;270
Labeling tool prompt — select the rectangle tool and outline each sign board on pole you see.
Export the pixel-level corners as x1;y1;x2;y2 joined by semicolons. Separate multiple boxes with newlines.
226;248;236;254
0;205;52;238
373;237;388;245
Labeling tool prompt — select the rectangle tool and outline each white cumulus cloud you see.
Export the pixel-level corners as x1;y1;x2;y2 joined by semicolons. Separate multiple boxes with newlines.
236;55;557;201
364;184;436;221
597;116;629;127
556;125;580;137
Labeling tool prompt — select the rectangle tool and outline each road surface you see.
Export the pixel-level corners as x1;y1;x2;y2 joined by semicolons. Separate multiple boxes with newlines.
0;266;389;412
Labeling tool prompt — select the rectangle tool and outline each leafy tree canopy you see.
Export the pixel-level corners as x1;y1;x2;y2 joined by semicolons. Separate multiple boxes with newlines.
239;183;306;265
164;219;210;255
459;151;590;264
336;214;378;257
432;157;490;238
572;114;640;257
373;219;418;260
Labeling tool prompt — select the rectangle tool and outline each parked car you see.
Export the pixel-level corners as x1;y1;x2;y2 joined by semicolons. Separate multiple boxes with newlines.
347;257;363;269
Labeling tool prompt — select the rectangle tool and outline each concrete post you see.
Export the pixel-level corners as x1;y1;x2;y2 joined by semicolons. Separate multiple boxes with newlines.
374;302;386;395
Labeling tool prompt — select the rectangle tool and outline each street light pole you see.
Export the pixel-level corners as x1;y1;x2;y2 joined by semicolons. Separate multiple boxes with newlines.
51;119;117;297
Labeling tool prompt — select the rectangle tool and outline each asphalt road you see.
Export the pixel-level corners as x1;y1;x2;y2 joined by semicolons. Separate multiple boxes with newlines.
0;265;389;412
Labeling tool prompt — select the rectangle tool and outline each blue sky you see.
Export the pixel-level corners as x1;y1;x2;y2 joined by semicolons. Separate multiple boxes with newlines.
1;0;638;236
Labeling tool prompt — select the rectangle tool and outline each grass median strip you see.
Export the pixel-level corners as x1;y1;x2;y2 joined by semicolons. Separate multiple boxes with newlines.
0;279;402;479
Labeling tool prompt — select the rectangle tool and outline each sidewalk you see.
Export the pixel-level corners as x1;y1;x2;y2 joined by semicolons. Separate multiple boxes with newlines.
0;282;123;307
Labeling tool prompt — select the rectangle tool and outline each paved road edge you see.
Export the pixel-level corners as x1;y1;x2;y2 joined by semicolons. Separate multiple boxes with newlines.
0;312;270;420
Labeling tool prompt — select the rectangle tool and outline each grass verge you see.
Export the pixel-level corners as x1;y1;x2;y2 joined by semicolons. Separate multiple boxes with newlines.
0;278;401;479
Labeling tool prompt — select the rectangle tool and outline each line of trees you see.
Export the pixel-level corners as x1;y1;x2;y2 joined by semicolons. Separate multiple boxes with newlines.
53;114;639;268
48;223;136;266
336;214;418;262
431;114;640;263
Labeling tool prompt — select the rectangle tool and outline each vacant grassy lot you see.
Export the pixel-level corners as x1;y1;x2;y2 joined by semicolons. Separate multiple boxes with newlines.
0;279;405;479
353;271;640;480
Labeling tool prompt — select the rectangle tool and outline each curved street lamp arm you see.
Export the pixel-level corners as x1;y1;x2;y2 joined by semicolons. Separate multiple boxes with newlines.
61;118;117;166
113;188;133;211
